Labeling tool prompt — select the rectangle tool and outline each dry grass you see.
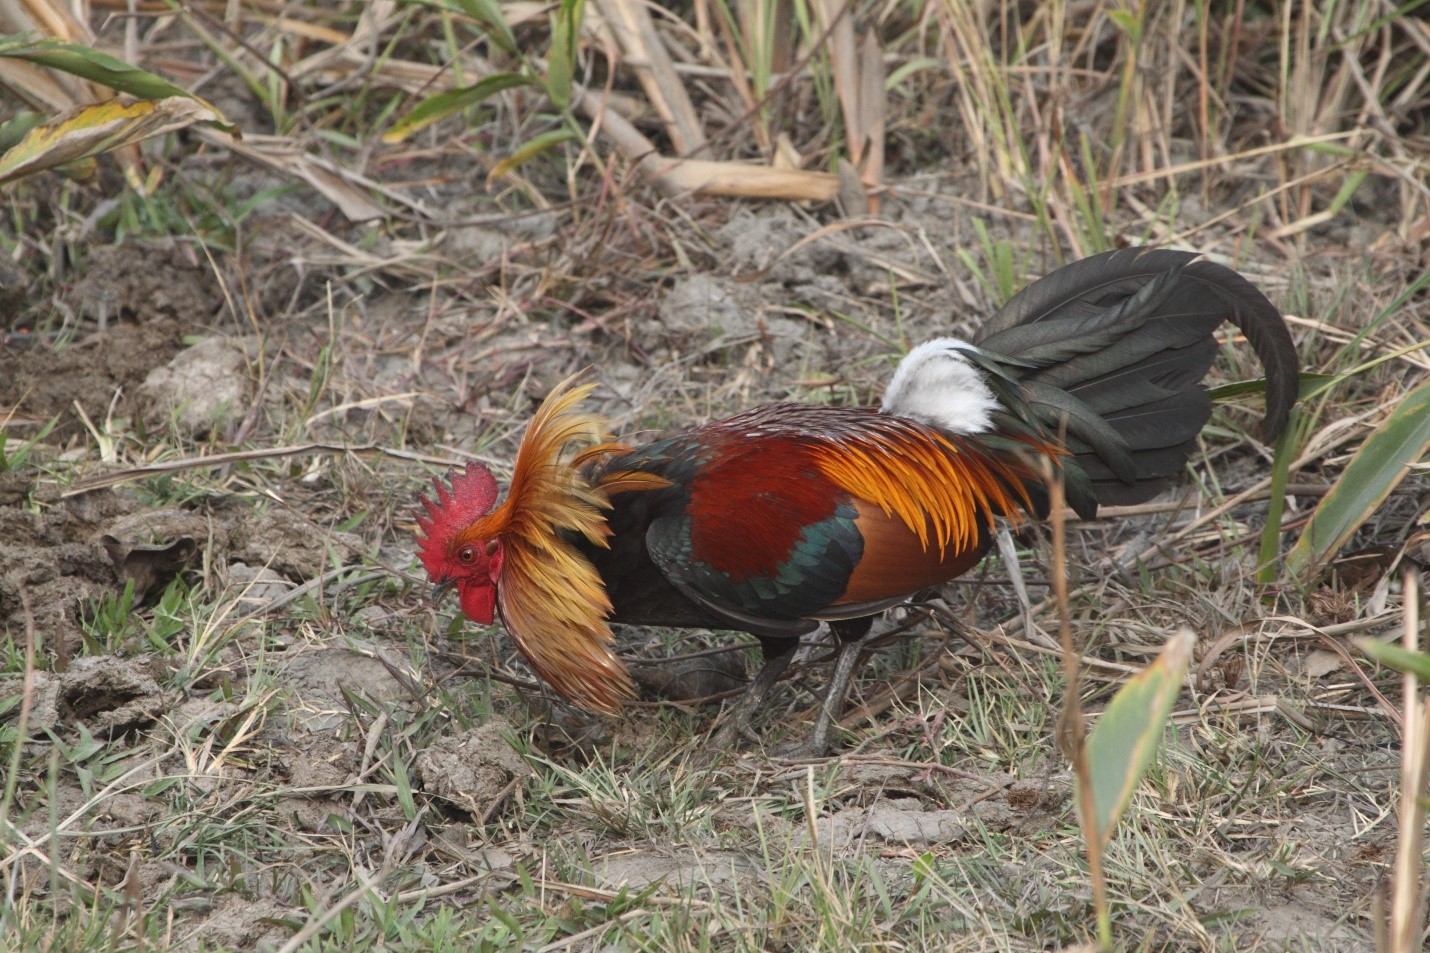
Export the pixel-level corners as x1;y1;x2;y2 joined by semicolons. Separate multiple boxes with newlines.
1;1;1429;950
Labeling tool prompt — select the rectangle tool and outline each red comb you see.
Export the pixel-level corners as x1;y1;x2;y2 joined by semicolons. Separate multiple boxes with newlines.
414;463;499;574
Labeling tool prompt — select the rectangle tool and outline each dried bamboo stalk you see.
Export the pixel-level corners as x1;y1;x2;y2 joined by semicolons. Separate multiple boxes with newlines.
595;0;707;156
577;89;836;201
818;0;860;164
857;30;885;212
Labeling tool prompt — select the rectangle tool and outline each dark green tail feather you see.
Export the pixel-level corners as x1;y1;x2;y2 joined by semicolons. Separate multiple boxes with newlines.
973;248;1298;516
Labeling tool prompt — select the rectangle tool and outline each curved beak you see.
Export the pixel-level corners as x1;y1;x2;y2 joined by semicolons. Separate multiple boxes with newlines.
429;578;456;607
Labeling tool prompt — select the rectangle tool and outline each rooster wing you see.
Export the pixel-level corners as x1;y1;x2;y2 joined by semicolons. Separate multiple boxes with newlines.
589;403;1048;636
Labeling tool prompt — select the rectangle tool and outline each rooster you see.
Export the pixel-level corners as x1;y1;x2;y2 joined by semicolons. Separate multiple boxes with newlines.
415;248;1298;753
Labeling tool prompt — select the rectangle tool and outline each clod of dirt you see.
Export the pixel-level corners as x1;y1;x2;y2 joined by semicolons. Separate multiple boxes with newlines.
868;801;968;843
224;509;360;583
270;736;356;831
815;798;968;848
0;320;186;440
2;243;225;439
714;208;842;283
175;895;289;953
224;562;294;607
595;850;755;891
0;671;59;730
101;535;197;602
280;736;356;791
444;211;558;265
429;827;516;871
282;645;412;731
1236;896;1369;947
95;503;209;551
139;336;255;438
1005;779;1069;814
61;485;146;526
227;507;361;581
414;720;531;815
56;655;168;736
0;471;34;507
100;508;210;602
0;504;119;655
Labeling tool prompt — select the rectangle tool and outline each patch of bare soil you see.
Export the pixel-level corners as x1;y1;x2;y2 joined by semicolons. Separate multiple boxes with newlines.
282;644;414;731
2;244;224;439
0;491;131;655
0;485;362;663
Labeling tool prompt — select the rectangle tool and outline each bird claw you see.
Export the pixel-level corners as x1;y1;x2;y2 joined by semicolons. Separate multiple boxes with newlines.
691;707;765;767
770;736;830;760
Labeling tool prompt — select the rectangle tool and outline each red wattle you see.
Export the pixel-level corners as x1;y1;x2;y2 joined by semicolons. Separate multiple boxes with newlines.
459;582;497;624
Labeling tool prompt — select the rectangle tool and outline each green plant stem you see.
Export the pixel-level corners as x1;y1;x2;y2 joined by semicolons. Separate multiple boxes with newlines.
1050;469;1111;949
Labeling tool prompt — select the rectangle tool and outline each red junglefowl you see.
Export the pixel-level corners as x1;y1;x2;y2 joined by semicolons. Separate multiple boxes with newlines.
415;248;1299;754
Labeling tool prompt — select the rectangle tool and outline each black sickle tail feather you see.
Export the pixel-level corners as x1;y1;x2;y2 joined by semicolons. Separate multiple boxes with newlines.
973;248;1299;516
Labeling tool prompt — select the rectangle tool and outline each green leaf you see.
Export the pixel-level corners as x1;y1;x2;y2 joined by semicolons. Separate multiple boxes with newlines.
0;35;187;98
545;0;585;110
485;128;577;187
0;36;234;133
448;0;520;56
392;753;417;821
1286;380;1430;581
1106;9;1144;42
0;98;225;186
1080;628;1193;846
1257;407;1303;583
383;73;531;143
885;57;943;90
0;112;45;153
1207;371;1336;404
1357;639;1430;682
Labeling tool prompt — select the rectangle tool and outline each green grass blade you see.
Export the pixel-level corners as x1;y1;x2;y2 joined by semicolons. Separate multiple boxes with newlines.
0;111;44;152
545;0;584;110
0;36;191;99
485;128;577;187
383;73;532;143
1082;628;1194;846
447;0;520;55
1257;407;1302;584
0;36;234;134
1286;380;1430;582
1206;371;1337;404
1357;639;1430;682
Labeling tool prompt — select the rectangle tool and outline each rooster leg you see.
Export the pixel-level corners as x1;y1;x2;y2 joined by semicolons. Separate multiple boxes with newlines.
793;616;877;757
993;526;1037;643
706;643;798;749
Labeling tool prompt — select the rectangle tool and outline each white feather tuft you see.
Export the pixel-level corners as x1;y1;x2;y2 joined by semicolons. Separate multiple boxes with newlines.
880;338;999;435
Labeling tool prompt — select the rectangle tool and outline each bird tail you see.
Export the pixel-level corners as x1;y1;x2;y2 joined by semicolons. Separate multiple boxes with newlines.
971;248;1299;516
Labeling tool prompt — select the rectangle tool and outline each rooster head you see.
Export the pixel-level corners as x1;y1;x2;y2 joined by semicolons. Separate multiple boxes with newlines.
409;377;644;714
415;462;505;624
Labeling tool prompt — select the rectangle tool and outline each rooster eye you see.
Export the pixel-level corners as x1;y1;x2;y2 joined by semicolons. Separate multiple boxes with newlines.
457;545;477;564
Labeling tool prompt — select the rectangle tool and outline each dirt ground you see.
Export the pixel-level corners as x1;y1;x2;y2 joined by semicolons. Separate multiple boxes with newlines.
3;34;1429;953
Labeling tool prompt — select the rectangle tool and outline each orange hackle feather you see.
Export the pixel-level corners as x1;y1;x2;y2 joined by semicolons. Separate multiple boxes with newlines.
454;377;639;714
806;419;1048;557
